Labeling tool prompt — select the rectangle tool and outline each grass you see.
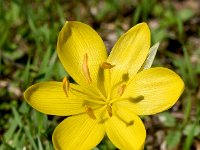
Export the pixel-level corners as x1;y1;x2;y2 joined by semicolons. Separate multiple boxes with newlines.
0;0;200;149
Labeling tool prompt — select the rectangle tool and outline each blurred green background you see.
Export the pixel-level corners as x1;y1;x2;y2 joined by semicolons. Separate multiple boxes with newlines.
0;0;200;149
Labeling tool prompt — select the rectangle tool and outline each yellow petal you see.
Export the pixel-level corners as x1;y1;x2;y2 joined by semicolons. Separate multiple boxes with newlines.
57;21;107;86
105;106;146;150
52;114;105;150
24;82;100;116
107;23;150;86
119;67;184;115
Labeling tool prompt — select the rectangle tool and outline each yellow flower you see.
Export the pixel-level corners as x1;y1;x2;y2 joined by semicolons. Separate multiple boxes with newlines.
24;21;184;150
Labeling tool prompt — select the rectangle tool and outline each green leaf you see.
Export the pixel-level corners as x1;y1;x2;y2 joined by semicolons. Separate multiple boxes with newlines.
22;58;31;88
184;91;192;124
183;123;200;137
158;112;176;127
12;128;22;147
177;8;194;22
11;105;23;128
183;47;197;88
33;111;48;134
132;5;141;25
0;143;15;150
166;130;181;149
19;101;30;114
151;28;168;43
4;118;18;142
24;126;38;150
38;46;52;75
37;136;44;150
183;123;197;150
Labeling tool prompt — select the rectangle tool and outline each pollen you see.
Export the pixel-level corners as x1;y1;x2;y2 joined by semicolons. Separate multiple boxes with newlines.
63;76;70;97
84;104;96;120
101;62;115;69
106;104;112;117
82;53;92;83
118;84;126;96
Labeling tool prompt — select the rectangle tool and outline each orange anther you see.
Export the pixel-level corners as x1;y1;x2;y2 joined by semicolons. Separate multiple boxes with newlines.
101;62;115;69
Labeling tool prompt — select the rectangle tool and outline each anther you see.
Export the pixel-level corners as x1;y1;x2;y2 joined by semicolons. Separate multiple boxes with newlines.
82;53;92;83
84;104;96;120
118;84;126;96
106;104;112;117
101;62;115;69
63;76;70;97
127;120;134;126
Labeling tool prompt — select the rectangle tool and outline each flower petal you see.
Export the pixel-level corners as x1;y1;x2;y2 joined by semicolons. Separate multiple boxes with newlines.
107;23;150;85
52;114;105;150
139;42;159;71
24;81;100;116
119;67;184;115
57;21;107;86
105;106;146;150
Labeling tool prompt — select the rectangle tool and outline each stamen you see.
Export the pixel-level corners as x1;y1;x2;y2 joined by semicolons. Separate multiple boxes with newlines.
118;84;126;96
63;76;70;97
106;104;112;117
101;62;114;101
110;95;144;104
101;62;115;69
82;53;92;83
84;104;96;120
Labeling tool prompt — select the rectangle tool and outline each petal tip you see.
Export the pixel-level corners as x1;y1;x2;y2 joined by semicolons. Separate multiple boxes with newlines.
23;86;33;102
64;20;69;25
137;22;149;29
130;22;150;40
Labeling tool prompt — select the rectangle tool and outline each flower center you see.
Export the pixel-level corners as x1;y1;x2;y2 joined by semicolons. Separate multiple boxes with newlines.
83;53;128;120
63;53;129;121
